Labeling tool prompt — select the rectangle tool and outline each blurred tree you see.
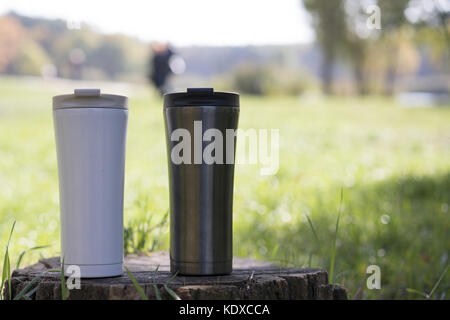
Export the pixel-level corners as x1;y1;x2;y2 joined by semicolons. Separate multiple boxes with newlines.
114;35;147;81
0;16;26;72
8;39;50;76
364;27;420;94
89;35;128;79
302;0;347;95
8;11;68;53
49;28;98;78
341;0;371;95
0;12;148;81
406;0;450;72
415;26;449;72
379;0;410;29
342;0;412;95
345;33;370;95
378;0;412;95
303;0;425;95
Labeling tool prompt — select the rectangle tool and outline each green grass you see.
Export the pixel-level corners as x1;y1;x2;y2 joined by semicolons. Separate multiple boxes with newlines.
1;75;449;299
125;267;149;300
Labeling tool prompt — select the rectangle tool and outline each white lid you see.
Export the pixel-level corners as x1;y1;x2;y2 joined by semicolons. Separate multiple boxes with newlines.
53;88;128;110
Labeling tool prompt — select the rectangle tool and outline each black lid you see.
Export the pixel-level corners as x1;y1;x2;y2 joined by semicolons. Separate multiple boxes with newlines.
163;88;239;108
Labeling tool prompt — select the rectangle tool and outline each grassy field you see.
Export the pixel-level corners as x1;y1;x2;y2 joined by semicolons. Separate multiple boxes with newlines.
1;76;449;299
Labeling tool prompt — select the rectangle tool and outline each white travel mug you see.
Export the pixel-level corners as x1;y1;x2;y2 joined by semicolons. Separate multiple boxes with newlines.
53;88;128;278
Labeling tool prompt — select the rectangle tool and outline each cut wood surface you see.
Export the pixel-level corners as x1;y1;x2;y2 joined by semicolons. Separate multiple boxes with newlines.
8;251;347;300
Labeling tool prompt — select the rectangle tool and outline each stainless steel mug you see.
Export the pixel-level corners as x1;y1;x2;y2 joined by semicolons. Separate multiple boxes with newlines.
164;88;240;275
53;88;128;278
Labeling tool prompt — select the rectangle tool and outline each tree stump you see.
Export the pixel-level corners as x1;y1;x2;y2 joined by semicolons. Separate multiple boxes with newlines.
8;251;347;300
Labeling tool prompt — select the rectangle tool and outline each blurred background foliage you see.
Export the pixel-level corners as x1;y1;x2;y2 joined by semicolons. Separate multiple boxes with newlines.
0;0;448;95
0;13;147;81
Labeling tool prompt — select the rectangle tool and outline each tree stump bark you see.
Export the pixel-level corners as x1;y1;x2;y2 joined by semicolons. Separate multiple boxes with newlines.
8;251;347;300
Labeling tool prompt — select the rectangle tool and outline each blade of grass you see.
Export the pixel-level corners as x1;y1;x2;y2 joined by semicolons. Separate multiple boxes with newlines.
7;254;11;300
5;220;16;248
163;270;181;300
329;187;343;284
1;220;16;300
151;265;162;300
352;277;367;300
307;251;313;268
23;285;38;300
1;255;7;299
427;265;448;299
152;283;162;300
407;265;449;299
150;212;169;251
166;270;179;285
153;265;160;276
149;211;169;232
60;259;68;300
2;252;11;300
163;285;181;300
16;245;50;270
305;214;321;247
406;288;428;298
125;267;148;300
270;244;279;259
13;274;41;300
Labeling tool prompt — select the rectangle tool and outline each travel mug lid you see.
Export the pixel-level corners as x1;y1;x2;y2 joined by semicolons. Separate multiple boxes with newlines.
163;88;239;108
53;88;128;110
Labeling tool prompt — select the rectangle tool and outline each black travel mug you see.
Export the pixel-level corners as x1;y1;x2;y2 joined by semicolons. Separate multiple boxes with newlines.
164;88;240;275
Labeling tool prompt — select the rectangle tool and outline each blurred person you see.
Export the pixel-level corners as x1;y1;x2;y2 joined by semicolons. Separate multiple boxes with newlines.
148;42;185;96
69;48;85;80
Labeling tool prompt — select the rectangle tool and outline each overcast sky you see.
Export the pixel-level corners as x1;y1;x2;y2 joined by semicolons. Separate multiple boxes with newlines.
0;0;315;46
